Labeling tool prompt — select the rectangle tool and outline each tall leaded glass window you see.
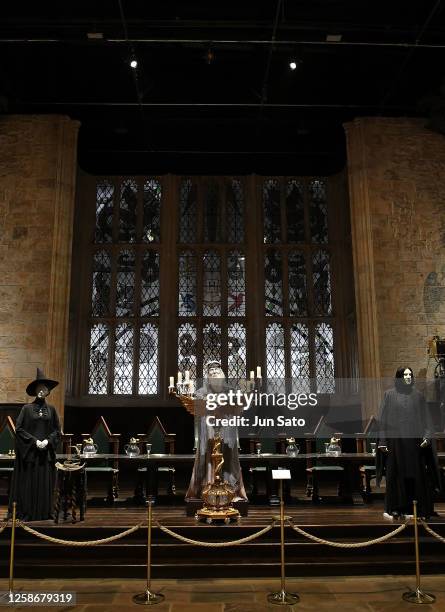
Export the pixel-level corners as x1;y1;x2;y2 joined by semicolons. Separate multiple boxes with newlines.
177;177;247;381
263;177;335;393
95;180;114;243
88;323;109;394
88;177;162;395
76;172;347;402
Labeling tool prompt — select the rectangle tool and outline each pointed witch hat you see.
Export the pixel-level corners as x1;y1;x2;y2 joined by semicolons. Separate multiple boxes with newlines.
26;367;59;396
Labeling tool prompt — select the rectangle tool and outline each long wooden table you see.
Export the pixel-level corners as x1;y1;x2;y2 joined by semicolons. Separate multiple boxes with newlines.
2;452;377;505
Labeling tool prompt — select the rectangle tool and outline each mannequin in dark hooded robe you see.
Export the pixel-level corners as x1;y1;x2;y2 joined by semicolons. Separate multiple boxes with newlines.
185;361;247;502
9;369;61;521
377;367;440;519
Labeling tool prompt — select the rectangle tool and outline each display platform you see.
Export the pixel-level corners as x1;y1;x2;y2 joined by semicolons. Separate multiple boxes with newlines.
2;502;445;580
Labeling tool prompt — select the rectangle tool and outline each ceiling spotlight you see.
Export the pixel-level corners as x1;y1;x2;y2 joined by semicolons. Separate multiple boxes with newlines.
289;60;298;71
130;57;138;69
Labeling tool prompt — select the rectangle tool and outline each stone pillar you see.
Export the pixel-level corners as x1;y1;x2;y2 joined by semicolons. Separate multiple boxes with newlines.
0;115;79;420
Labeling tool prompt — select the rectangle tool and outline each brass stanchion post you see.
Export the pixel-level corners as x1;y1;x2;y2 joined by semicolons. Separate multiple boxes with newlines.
402;500;435;604
268;480;299;605
133;501;164;605
8;502;16;594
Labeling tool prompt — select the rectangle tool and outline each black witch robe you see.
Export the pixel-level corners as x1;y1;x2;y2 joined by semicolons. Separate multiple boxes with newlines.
9;399;61;520
376;384;440;517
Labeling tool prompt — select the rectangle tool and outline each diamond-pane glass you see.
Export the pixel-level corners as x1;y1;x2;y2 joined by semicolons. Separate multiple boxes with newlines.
227;179;244;243
227;251;245;316
228;322;246;382
266;323;285;379
116;249;135;316
179;179;198;243
203;251;221;316
315;322;335;393
178;251;197;316
310;179;328;243
141;251;160;316
291;323;310;393
263;179;281;243
119;179;137;243
286;180;305;242
204;180;222;243
91;250;111;317
312;250;332;315
114;323;134;394
139;323;158;394
89;323;109;394
265;249;283;316
178;322;197;381
288;251;307;316
95;180;114;243
143;179;161;243
203;323;222;371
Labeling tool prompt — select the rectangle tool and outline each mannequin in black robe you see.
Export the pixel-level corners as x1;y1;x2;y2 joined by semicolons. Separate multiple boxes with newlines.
376;367;440;519
9;369;61;521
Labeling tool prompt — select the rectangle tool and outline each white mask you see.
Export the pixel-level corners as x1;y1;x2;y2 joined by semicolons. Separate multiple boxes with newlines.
403;368;412;385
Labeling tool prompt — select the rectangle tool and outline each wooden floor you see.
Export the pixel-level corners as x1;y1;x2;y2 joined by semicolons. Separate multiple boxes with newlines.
2;500;445;528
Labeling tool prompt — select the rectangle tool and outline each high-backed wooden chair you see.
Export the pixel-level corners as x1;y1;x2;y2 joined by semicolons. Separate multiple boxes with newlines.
434;432;445;453
305;415;345;502
355;416;378;502
304;414;326;461
59;431;74;455
242;435;279;499
81;416;120;503
136;417;176;502
432;433;445;497
355;415;377;453
0;416;15;497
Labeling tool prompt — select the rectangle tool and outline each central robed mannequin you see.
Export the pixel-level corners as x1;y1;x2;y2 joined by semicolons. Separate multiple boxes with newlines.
377;366;440;519
185;361;247;502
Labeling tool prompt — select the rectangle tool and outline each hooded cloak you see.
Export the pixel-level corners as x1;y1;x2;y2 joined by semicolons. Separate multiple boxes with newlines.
376;367;440;517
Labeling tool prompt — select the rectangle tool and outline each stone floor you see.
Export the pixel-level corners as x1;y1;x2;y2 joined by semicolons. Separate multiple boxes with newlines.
2;576;445;611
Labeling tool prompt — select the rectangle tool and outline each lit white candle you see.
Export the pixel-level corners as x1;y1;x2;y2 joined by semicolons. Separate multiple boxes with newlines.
177;371;183;384
250;370;255;380
189;380;195;394
169;376;174;388
185;370;190;383
256;366;262;378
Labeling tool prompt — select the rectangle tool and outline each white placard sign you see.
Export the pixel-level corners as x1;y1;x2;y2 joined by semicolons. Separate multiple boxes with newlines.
272;469;291;480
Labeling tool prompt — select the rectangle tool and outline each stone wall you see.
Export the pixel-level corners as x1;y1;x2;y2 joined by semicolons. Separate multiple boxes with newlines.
345;117;445;396
0;115;79;418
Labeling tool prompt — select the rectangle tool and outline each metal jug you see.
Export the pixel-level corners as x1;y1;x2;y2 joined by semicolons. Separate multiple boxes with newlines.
285;437;300;457
125;437;140;457
83;438;98;456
